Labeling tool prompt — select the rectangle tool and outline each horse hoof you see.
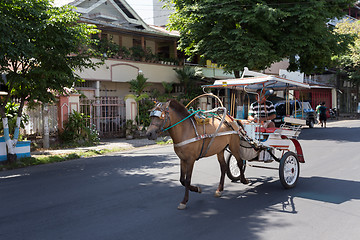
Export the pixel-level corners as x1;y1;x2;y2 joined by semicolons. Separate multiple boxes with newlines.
214;190;222;197
178;203;187;210
241;178;249;184
197;186;202;193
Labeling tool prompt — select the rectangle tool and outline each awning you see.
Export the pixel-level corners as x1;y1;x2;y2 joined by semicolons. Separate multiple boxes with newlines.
203;75;311;91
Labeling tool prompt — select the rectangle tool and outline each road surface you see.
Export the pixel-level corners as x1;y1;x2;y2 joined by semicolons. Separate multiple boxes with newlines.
0;120;359;240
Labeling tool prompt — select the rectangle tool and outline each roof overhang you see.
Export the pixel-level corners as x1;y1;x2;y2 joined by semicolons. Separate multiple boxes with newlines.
203;75;311;91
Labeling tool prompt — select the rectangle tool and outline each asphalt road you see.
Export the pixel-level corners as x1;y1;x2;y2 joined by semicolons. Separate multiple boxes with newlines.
0;120;359;240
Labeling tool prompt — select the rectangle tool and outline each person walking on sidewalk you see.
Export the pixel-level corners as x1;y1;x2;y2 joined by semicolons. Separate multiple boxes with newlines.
315;102;322;124
318;102;327;128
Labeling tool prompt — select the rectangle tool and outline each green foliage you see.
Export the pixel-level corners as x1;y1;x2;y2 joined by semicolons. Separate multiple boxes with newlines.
333;20;360;84
0;0;102;146
167;0;355;74
137;99;155;127
129;46;146;61
128;73;151;96
92;35;120;58
119;46;131;59
0;102;29;136
162;81;174;94
0;0;101;104
174;66;203;101
127;73;152;126
60;111;99;145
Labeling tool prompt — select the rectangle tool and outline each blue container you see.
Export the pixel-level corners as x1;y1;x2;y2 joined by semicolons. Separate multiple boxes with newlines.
0;137;31;161
0;137;7;162
15;141;31;159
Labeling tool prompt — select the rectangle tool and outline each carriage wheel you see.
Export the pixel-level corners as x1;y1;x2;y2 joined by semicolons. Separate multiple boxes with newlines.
279;151;300;189
226;153;246;182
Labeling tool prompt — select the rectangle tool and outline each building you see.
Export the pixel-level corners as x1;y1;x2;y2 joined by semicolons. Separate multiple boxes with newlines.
57;0;183;136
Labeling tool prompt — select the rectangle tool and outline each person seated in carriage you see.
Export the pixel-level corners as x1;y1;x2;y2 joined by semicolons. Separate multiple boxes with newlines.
248;88;276;129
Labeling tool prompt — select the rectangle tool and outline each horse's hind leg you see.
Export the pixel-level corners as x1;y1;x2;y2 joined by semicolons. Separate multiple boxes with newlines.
178;159;201;210
214;150;227;197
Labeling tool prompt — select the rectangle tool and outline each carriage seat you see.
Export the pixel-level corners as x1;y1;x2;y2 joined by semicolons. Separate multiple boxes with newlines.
255;127;278;133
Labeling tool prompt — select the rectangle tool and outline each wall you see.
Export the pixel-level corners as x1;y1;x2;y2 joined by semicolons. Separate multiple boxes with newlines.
265;60;290;75
146;40;156;53
122;35;133;48
75;59;179;84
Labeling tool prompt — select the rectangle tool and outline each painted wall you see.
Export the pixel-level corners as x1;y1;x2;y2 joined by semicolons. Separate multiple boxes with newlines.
146;40;156;53
122;35;133;48
265;60;290;75
75;59;179;85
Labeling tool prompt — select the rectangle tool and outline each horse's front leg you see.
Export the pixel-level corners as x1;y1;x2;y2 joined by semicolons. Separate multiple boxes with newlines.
178;159;201;210
215;151;226;197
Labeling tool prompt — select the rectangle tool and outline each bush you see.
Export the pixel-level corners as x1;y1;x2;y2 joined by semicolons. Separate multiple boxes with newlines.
59;111;99;145
137;99;155;127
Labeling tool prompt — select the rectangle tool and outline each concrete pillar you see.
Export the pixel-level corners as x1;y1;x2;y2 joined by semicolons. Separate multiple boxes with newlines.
43;104;49;149
125;98;137;121
57;96;69;132
95;81;101;131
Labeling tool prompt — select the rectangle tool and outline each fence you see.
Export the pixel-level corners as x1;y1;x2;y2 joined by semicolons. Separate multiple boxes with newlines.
80;97;126;137
23;104;58;136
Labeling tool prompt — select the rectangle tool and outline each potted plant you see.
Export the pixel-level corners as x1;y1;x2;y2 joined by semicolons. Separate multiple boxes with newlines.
125;120;137;139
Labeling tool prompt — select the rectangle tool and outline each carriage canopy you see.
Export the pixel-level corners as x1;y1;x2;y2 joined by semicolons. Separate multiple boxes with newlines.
203;75;311;91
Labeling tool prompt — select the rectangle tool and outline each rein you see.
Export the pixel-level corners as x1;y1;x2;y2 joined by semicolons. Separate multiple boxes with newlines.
162;110;201;132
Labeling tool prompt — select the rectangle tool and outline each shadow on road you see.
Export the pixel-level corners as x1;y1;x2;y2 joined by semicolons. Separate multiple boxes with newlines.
2;149;359;240
83;152;360;240
299;126;360;142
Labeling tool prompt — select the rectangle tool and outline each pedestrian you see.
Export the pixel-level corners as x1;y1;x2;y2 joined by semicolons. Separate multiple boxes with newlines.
318;102;327;128
315;102;322;125
248;88;276;128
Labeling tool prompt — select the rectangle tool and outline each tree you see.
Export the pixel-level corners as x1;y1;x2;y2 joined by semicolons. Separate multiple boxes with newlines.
334;20;360;81
0;0;101;161
166;0;355;77
333;20;360;111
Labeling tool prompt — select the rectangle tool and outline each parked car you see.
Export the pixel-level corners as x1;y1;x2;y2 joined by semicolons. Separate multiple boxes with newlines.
272;100;316;128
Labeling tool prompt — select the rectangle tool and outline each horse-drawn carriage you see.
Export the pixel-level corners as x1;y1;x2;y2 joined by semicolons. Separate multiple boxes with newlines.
146;75;310;209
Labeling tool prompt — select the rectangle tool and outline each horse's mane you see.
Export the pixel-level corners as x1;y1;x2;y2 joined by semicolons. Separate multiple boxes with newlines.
168;99;191;119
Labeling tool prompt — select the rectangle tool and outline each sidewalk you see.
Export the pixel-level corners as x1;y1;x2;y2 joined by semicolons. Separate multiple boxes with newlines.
32;137;170;156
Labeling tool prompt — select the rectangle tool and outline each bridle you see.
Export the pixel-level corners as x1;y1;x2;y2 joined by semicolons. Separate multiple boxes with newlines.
149;101;201;133
149;102;170;132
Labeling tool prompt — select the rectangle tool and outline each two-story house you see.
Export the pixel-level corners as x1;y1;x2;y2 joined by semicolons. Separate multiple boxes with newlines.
63;0;183;136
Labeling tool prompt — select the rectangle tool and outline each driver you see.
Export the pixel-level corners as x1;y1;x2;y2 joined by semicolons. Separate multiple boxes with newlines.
248;88;276;128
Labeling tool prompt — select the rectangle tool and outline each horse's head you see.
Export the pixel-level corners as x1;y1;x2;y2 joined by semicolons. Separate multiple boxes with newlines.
146;101;170;140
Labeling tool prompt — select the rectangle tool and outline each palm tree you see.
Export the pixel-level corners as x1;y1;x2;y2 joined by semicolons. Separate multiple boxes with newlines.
126;73;151;126
174;66;203;101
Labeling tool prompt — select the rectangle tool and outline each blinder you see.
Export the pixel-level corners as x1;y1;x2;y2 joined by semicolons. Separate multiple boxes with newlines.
150;110;166;119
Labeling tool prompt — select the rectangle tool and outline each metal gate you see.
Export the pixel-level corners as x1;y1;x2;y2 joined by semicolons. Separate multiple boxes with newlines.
80;97;126;137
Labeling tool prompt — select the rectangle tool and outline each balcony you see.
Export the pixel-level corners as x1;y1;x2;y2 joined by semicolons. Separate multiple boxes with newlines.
185;62;235;79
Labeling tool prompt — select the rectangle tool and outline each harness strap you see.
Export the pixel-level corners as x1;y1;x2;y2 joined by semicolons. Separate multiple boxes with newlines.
196;120;206;160
174;131;238;148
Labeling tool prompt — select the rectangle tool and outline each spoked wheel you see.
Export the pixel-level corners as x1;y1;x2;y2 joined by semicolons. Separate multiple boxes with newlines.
226;153;246;182
308;119;315;128
279;151;300;189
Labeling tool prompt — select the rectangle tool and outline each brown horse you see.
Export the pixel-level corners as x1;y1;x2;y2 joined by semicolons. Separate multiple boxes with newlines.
146;99;248;210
